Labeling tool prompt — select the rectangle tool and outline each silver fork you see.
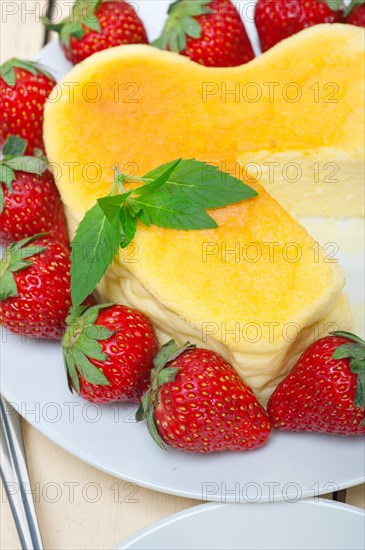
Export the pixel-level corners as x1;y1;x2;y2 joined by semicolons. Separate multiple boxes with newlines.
0;396;43;549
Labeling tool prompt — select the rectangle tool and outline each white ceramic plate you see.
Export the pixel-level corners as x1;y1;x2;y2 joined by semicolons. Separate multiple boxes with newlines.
1;2;364;503
118;499;365;549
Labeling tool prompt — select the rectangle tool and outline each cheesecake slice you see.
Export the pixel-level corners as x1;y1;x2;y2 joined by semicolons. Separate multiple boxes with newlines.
43;28;356;402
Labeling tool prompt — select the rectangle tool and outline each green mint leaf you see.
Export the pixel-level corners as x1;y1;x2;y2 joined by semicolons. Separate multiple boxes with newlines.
136;158;182;196
72;158;258;307
119;206;137;248
135;191;218;230
71;202;120;307
0;186;4;213
126;199;141;217
5;156;48;175
141;159;257;210
97;191;132;222
3;135;27;157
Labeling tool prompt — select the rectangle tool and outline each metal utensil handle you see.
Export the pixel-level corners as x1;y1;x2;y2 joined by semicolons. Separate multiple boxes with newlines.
1;397;43;549
0;465;30;549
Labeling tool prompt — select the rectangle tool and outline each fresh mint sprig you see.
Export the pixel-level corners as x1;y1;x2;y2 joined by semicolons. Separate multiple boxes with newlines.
71;158;257;307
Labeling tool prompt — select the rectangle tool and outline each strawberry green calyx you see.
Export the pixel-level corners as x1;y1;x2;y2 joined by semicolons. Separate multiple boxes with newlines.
325;0;346;11
331;331;365;409
0;235;48;300
0;58;54;87
42;0;103;50
0;135;48;213
153;0;213;52
344;0;365;17
62;304;114;394
136;340;195;450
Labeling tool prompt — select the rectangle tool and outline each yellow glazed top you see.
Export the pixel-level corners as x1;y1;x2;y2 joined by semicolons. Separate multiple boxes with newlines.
43;24;353;353
44;24;364;216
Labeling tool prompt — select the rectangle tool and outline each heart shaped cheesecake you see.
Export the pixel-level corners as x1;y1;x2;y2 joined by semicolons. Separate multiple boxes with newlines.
43;25;360;402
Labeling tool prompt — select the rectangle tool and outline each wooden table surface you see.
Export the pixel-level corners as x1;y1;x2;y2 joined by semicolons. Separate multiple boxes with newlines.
1;2;364;549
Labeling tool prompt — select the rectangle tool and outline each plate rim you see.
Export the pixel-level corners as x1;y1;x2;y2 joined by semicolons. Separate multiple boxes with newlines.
117;498;365;549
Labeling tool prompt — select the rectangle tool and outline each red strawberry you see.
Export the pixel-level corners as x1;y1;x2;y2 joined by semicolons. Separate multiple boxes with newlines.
0;235;77;340
153;0;255;67
254;0;344;52
137;341;272;453
0;135;68;246
346;0;365;26
62;304;159;403
43;0;148;65
0;59;55;154
267;332;365;436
